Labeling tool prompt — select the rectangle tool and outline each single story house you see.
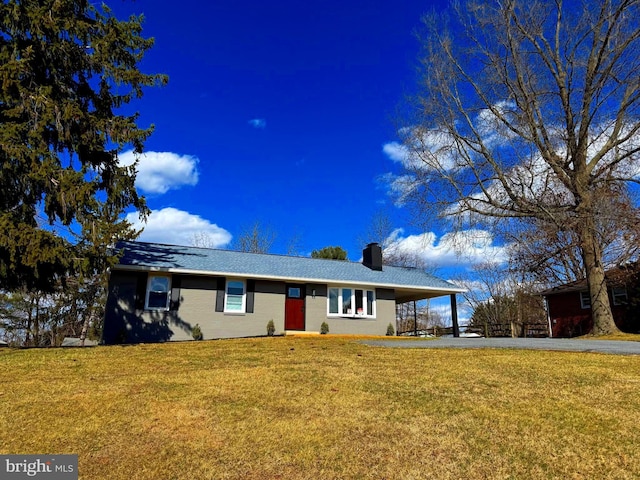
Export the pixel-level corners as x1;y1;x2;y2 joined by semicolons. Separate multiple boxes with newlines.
541;266;640;337
103;241;465;343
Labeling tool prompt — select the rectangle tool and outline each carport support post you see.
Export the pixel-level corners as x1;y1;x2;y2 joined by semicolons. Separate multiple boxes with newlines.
451;294;460;338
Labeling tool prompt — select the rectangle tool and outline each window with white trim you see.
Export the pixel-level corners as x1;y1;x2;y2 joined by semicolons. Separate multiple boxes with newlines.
580;291;591;309
224;279;246;313
146;275;171;310
612;287;628;306
328;287;376;318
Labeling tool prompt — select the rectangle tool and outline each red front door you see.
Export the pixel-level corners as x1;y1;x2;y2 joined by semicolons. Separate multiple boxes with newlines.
285;284;305;330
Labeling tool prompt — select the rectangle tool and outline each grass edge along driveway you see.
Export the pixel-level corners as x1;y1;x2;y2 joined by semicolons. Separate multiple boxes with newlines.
362;335;640;354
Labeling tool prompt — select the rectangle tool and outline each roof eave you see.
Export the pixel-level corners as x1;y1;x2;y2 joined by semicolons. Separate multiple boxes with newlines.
112;264;466;296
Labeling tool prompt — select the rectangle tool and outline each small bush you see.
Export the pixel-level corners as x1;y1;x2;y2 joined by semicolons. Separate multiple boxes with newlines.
320;322;329;335
386;323;395;336
266;320;275;336
192;324;203;341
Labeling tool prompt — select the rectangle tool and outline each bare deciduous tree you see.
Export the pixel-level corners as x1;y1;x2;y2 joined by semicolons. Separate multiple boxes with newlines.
285;231;304;256
233;221;276;254
360;211;395;248
190;231;221;249
457;263;547;337
396;0;640;334
507;187;640;286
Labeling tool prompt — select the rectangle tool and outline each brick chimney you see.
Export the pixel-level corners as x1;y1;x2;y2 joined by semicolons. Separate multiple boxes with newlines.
362;243;383;271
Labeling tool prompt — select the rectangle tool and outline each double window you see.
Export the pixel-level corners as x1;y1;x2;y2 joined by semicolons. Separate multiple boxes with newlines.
328;287;375;318
146;275;171;310
225;280;246;313
612;287;628;306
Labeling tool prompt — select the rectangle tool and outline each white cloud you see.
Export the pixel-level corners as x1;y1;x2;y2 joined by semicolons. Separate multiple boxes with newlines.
446;120;640;219
384;228;507;268
447;154;567;219
119;150;199;194
382;129;458;172
126;207;232;247
377;172;417;207
382;101;521;178
382;141;409;163
475;100;518;147
248;118;266;129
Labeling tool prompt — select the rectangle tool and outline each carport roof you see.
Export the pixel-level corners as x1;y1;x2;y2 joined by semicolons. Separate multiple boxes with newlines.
113;241;464;302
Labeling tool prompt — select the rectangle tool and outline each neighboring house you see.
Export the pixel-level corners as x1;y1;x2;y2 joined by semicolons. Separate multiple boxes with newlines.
541;266;640;337
103;241;465;343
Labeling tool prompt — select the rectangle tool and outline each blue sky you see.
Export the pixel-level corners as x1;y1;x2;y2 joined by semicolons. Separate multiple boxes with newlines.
107;0;505;293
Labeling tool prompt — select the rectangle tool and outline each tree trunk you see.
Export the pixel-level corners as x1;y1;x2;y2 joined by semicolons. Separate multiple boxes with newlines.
25;302;32;347
34;300;40;347
578;215;619;335
79;312;90;347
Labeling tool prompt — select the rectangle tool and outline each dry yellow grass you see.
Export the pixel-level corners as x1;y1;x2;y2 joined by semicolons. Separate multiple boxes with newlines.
578;332;640;342
1;336;639;479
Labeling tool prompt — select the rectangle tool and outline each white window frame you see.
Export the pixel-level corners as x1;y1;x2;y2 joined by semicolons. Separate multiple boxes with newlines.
612;287;628;306
580;291;591;309
224;279;246;313
145;274;171;311
327;286;376;318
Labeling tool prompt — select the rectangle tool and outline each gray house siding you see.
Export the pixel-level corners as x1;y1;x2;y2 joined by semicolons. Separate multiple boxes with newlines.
104;273;399;343
103;271;200;343
303;283;327;333
206;279;286;339
104;272;292;343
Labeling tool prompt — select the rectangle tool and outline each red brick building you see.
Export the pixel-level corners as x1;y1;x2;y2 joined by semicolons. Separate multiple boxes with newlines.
541;267;640;337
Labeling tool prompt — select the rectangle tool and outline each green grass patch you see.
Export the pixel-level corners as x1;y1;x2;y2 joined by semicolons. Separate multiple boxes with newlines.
1;337;639;479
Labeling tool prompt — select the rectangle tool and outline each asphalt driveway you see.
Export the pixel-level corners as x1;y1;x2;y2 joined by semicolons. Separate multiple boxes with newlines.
362;337;640;355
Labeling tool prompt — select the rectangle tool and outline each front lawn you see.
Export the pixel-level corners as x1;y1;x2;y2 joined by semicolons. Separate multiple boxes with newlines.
1;336;639;479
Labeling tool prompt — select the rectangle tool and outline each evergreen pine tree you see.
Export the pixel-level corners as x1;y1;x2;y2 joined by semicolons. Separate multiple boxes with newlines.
0;0;167;291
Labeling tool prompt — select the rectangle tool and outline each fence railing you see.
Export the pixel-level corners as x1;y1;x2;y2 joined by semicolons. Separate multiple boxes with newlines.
397;323;550;338
466;323;549;338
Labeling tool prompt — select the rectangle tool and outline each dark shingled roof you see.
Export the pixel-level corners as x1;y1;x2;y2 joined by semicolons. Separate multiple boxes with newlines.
113;241;464;298
538;263;638;296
